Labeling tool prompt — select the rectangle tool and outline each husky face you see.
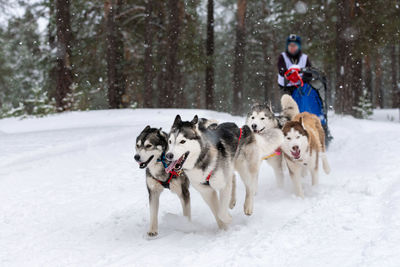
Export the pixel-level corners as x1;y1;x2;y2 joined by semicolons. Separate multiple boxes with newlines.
134;126;167;169
282;120;309;161
246;104;277;133
166;115;201;171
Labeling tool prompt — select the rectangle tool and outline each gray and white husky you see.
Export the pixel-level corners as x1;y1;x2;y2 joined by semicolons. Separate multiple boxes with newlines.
134;126;190;237
245;100;291;188
165;115;237;229
166;115;282;229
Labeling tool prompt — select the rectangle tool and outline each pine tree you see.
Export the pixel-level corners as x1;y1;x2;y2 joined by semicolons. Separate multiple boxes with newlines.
353;90;373;119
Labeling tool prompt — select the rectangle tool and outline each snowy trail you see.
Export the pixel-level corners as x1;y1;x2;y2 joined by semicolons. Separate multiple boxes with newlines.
0;109;399;267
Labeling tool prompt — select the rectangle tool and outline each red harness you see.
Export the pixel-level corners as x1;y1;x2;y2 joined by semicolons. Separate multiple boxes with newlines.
157;170;180;189
204;128;242;185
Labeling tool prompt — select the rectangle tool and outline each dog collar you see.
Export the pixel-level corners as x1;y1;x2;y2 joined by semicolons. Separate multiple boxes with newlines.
157;152;169;169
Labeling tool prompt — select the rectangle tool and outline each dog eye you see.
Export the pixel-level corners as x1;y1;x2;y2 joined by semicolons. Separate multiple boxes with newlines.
251;116;254;119
180;140;186;144
287;137;291;140
296;136;300;139
261;117;265;120
145;144;152;148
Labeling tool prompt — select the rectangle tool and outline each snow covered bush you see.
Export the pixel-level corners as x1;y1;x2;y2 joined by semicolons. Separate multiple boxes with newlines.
353;90;373;119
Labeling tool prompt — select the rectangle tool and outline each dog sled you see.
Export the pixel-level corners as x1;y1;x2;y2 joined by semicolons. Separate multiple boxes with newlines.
284;66;333;146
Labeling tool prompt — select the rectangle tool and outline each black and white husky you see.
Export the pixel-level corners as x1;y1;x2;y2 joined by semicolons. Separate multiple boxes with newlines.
245;100;291;188
134;126;190;237
166;115;282;229
165;116;237;229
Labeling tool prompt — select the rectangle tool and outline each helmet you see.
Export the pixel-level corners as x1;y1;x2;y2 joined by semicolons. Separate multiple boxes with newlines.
286;34;301;55
287;34;301;46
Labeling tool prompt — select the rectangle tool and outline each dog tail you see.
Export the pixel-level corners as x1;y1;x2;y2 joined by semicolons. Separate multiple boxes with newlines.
321;153;331;174
281;94;299;120
198;118;218;132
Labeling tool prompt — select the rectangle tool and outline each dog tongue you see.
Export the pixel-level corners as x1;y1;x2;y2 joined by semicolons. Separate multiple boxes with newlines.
165;155;184;173
291;148;300;159
165;160;178;173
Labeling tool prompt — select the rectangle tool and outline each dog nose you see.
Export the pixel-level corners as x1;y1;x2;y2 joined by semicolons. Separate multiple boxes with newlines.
251;124;257;130
292;145;299;151
165;152;174;161
134;154;140;161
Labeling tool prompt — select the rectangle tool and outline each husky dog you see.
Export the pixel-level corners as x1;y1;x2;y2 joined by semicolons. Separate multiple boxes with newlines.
245;101;292;188
281;95;331;198
134;126;190;236
234;125;283;215
166;115;282;227
165;115;238;229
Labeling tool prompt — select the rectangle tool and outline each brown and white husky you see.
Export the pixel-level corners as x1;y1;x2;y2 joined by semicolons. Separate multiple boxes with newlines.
280;95;331;198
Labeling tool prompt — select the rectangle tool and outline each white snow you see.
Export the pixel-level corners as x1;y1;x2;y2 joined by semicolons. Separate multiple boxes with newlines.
1;109;399;267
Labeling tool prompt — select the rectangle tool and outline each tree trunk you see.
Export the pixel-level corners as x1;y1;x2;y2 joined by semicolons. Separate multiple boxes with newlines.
391;45;398;108
374;55;383;108
162;0;181;108
55;0;73;111
335;0;360;115
364;54;373;103
143;0;153;108
232;0;247;115
352;56;363;116
205;0;214;110
155;2;167;107
105;0;126;109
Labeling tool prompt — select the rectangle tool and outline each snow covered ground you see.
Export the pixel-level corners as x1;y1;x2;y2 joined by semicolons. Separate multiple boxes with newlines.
0;109;399;267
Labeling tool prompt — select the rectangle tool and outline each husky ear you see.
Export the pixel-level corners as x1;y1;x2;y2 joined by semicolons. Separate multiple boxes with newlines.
144;125;151;131
158;128;168;139
299;117;306;129
191;115;199;125
172;115;182;127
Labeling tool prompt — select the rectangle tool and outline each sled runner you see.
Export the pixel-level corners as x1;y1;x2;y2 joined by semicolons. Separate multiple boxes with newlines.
284;67;333;145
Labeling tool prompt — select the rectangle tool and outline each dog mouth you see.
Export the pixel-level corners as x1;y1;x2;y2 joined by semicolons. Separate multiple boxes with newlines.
253;127;265;134
137;155;154;169
165;152;189;173
291;148;301;160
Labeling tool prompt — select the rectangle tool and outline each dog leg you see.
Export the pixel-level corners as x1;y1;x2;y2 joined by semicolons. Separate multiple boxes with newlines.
311;167;319;186
291;171;304;198
321;153;331;174
180;182;191;220
238;168;256;216
217;175;233;224
287;162;304;198
270;156;284;188
148;189;162;236
229;174;236;209
192;183;227;230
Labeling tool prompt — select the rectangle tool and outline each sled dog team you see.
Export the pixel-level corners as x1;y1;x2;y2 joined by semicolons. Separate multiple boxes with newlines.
134;95;330;236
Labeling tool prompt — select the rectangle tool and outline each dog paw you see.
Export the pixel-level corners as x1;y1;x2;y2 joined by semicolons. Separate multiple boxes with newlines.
244;202;253;216
219;212;232;224
217;220;228;230
147;231;158;237
229;199;236;209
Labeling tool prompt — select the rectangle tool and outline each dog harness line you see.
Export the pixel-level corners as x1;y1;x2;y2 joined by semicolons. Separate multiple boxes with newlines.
262;148;282;161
